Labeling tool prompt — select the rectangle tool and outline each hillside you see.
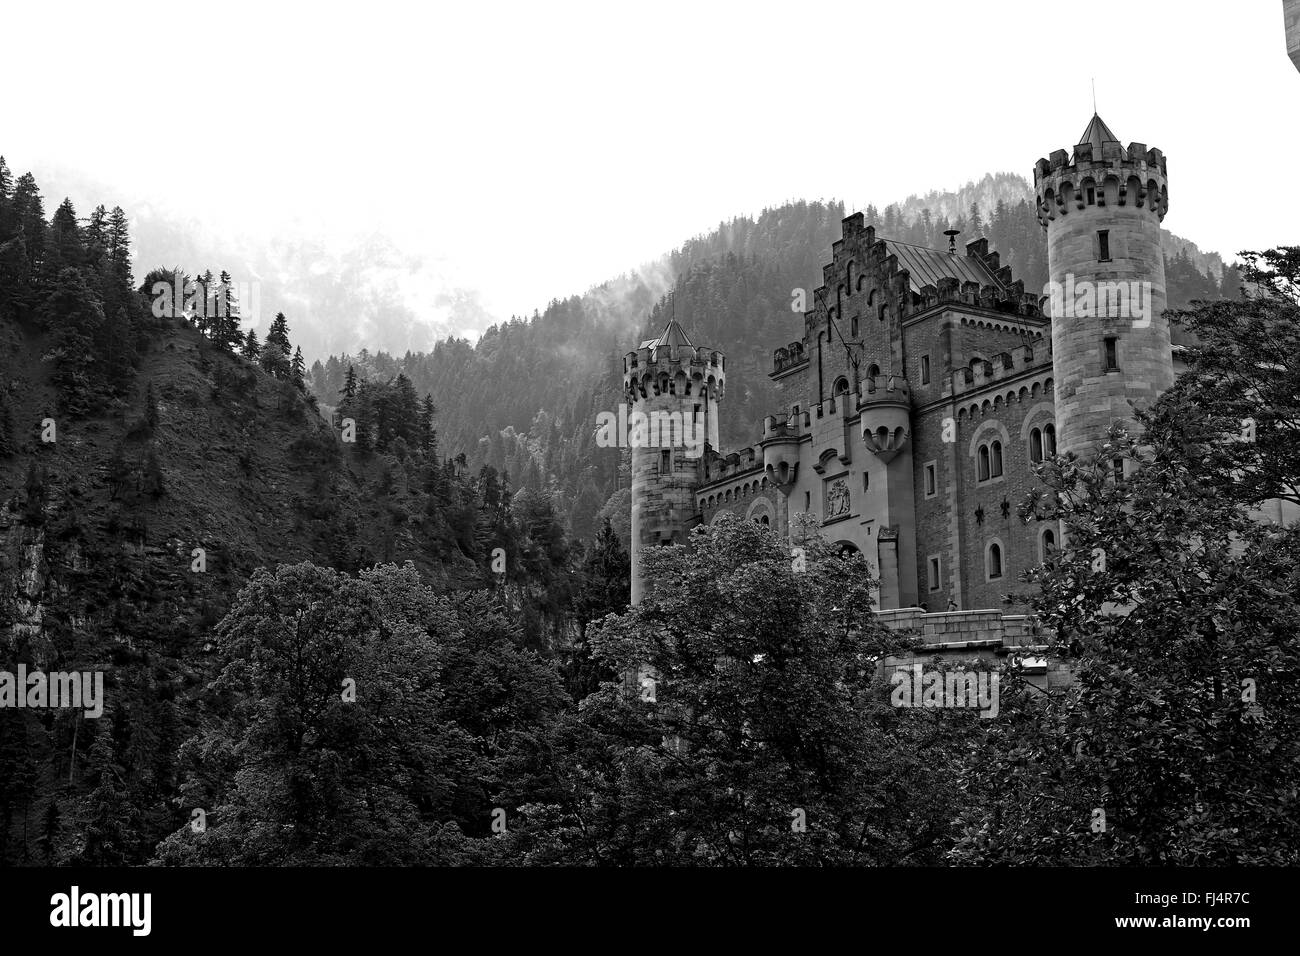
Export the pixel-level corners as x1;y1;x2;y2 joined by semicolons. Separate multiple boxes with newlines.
0;156;629;863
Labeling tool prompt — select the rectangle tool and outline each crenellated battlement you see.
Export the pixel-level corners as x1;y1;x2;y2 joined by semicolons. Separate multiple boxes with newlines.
946;342;1051;397
1033;134;1169;228
772;339;808;375
623;343;726;403
702;445;762;484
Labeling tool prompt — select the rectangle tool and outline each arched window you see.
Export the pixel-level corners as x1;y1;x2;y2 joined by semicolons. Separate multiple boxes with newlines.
977;445;990;481
991;440;1003;478
867;363;880;379
878;303;888;323
1044;424;1056;456
1039;527;1056;562
1029;428;1043;463
987;542;1003;579
833;376;849;396
760;515;770;526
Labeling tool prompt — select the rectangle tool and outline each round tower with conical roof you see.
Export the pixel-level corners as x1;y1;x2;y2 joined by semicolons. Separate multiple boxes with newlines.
622;319;725;604
1034;114;1173;457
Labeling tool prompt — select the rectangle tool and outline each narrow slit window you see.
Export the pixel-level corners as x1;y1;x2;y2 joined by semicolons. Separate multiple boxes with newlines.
988;543;1003;580
1104;336;1119;371
920;354;931;385
928;557;941;591
1097;229;1110;262
661;449;671;474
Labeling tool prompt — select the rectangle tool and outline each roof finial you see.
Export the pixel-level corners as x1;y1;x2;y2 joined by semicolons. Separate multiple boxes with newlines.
1091;77;1096;115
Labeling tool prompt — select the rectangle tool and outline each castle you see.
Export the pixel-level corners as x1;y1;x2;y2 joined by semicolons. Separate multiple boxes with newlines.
623;116;1179;679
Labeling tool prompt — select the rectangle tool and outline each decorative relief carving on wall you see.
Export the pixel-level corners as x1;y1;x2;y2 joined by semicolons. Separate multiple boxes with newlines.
825;478;850;519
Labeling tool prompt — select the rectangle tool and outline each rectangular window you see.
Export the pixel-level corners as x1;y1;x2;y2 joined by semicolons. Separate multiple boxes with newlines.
1097;229;1110;262
661;449;671;474
1104;336;1119;371
924;462;937;499
928;556;941;592
862;471;869;492
1086;186;1096;205
805;490;811;511
920;354;931;385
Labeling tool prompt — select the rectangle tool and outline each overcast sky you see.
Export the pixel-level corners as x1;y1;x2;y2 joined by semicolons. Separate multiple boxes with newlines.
5;0;1296;327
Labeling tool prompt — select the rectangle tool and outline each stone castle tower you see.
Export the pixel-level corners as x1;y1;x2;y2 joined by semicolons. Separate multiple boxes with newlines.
1287;0;1300;73
623;319;725;604
1034;115;1173;456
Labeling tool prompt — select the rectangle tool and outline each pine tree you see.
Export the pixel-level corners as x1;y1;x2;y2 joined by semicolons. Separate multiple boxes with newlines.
419;394;437;457
83;205;108;272
11;173;46;269
354;381;373;457
261;312;292;379
196;269;216;337
40;269;106;415
340;364;357;400
213;270;242;351
241;329;261;360
46;199;83;273
291;346;306;389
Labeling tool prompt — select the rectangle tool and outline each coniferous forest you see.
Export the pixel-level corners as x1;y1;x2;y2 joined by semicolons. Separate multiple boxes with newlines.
1;149;1296;874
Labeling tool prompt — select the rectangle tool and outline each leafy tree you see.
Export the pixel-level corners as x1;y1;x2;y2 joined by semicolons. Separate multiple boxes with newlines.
1161;247;1300;510
154;562;469;865
512;514;970;865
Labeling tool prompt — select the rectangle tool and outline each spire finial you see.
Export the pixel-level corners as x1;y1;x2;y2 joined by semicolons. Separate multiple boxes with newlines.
1092;77;1096;115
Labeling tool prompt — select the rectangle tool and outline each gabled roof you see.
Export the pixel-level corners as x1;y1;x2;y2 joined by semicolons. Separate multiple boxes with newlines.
1077;113;1121;151
881;238;1005;294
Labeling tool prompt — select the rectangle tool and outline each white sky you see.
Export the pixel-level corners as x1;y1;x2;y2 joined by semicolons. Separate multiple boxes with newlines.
5;0;1297;326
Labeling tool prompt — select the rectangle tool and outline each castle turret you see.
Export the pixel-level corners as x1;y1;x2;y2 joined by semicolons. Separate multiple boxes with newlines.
623;319;725;604
1034;114;1173;457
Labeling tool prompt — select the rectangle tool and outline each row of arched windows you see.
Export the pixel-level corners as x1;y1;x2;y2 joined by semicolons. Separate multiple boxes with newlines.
703;477;770;509
976;424;1057;481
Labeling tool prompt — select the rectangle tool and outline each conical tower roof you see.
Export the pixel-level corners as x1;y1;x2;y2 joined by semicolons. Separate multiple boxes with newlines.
645;318;693;354
1077;113;1121;151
